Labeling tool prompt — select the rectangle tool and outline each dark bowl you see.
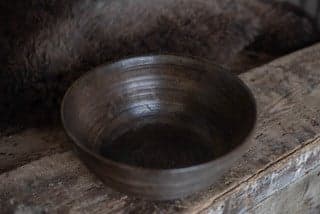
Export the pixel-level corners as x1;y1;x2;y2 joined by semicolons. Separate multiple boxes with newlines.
61;55;256;200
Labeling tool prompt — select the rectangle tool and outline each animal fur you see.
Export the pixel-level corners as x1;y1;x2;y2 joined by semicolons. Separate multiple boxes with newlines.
0;0;318;131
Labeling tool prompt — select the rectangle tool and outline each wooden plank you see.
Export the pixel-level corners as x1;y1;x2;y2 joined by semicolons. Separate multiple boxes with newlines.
1;138;320;214
252;156;320;213
200;136;320;213
0;128;69;173
1;43;320;213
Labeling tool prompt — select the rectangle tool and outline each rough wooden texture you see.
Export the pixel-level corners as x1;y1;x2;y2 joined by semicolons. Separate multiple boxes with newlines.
0;128;69;173
202;136;320;213
252;158;320;214
1;43;320;213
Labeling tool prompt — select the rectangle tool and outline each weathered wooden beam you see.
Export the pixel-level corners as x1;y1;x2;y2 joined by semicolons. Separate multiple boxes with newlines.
198;136;320;213
1;43;320;213
0;128;69;173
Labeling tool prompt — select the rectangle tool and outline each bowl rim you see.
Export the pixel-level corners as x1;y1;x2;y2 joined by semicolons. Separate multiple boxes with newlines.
61;54;257;174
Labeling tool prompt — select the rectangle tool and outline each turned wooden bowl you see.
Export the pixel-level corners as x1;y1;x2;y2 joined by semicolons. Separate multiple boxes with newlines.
61;55;256;200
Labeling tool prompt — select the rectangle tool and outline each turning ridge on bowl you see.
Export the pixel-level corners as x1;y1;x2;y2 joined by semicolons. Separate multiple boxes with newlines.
61;55;256;200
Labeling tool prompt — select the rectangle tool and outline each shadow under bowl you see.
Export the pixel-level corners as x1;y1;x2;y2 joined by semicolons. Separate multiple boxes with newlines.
61;55;256;200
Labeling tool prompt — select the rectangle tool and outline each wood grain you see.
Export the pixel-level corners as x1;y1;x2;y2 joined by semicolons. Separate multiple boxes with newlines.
0;128;69;173
1;43;320;213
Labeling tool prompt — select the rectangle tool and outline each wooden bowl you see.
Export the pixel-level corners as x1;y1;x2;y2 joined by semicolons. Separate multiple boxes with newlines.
61;55;256;200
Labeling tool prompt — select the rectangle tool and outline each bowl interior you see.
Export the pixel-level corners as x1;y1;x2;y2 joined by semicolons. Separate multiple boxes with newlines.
62;56;256;169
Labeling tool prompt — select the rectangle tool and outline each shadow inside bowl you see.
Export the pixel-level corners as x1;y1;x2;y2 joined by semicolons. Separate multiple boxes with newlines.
99;122;226;169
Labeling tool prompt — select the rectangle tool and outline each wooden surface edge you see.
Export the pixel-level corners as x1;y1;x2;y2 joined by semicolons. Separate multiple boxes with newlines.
196;136;320;213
